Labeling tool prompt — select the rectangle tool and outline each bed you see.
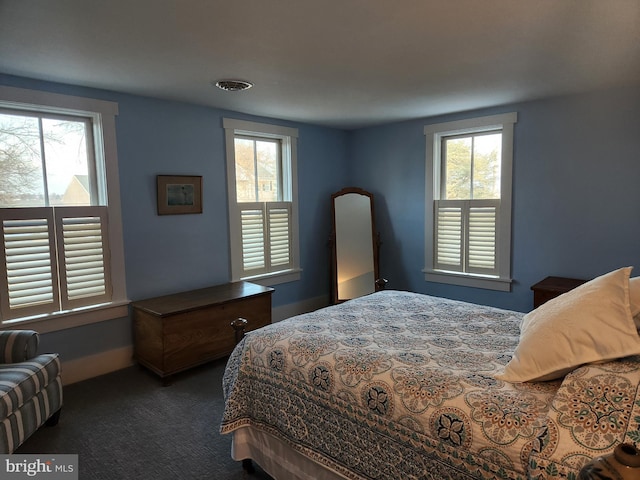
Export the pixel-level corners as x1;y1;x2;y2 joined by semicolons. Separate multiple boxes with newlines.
221;267;640;479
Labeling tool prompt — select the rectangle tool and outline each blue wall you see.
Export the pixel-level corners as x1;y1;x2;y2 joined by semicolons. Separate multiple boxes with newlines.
2;73;639;364
114;94;350;304
0;74;349;361
349;85;640;312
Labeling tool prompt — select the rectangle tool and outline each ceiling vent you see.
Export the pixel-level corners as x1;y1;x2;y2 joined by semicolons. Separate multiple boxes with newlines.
214;79;253;92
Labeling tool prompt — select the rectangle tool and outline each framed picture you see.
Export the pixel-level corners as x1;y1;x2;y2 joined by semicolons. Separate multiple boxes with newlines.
157;175;203;215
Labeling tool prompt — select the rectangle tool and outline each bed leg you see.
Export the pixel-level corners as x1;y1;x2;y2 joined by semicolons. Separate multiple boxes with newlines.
242;459;255;474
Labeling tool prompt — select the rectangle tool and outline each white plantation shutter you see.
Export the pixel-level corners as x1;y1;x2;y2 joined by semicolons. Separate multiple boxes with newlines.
55;206;111;309
239;202;293;277
0;207;112;320
467;202;498;275
434;202;463;271
268;203;292;269
0;208;59;319
240;204;266;274
434;200;499;276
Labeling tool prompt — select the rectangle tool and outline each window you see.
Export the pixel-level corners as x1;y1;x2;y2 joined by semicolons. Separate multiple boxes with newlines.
424;112;517;291
0;86;127;331
223;118;300;285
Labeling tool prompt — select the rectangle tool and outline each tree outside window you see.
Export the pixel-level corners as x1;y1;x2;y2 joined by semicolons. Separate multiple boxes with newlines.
0;111;93;207
443;132;501;201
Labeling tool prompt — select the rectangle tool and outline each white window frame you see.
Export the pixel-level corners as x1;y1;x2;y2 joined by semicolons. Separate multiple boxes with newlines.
0;86;128;332
223;118;301;285
423;112;517;292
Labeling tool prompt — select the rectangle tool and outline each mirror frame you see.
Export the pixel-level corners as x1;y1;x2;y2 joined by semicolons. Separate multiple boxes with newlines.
330;187;382;304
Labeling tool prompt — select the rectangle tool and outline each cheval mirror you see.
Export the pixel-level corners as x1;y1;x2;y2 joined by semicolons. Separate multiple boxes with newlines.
331;187;386;304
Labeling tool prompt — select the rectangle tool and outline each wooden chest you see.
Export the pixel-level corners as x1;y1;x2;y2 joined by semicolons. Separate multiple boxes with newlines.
132;281;273;379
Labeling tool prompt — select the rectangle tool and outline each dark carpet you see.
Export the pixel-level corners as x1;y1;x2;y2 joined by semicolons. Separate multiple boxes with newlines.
15;358;273;480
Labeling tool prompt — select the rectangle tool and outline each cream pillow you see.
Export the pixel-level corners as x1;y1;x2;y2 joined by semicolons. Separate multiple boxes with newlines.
497;267;640;382
630;277;640;329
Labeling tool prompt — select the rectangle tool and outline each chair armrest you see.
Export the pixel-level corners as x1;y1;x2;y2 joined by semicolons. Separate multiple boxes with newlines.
0;330;39;363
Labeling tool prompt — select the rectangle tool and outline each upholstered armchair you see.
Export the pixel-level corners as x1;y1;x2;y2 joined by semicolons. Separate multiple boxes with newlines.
0;330;63;453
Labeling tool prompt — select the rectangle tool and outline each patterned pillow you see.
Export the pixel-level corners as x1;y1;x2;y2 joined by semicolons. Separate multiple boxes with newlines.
496;267;640;382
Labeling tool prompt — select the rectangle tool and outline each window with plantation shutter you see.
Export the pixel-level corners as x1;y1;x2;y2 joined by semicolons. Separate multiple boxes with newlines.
424;113;516;291
224;118;300;285
0;86;127;330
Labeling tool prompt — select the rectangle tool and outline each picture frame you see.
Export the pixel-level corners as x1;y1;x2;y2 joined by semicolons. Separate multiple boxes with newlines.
156;175;203;215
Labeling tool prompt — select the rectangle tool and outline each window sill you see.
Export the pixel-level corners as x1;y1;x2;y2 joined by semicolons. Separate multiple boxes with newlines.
0;300;131;334
423;269;512;292
241;268;302;287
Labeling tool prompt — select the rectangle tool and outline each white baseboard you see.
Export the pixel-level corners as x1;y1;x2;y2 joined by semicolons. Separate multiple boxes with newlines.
60;296;329;385
61;345;135;385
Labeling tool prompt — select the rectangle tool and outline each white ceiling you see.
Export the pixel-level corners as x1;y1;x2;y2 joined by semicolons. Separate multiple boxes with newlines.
1;0;639;129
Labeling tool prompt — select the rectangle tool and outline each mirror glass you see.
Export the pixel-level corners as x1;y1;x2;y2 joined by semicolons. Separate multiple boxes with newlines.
331;188;379;303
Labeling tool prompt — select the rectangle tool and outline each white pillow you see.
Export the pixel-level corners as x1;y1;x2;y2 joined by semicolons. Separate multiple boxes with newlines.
497;267;640;382
630;277;640;329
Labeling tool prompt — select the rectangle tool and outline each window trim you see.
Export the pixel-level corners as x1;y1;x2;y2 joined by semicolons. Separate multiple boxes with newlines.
223;118;301;285
0;86;128;331
423;112;517;291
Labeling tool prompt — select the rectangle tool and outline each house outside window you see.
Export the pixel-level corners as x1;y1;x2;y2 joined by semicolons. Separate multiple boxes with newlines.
0;86;128;331
223;118;301;285
424;112;517;291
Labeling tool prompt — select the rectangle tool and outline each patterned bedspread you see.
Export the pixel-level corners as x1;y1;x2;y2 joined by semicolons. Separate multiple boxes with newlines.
220;290;640;479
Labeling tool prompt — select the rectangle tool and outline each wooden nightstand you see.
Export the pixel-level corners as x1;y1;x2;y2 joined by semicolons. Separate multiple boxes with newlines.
530;276;587;308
